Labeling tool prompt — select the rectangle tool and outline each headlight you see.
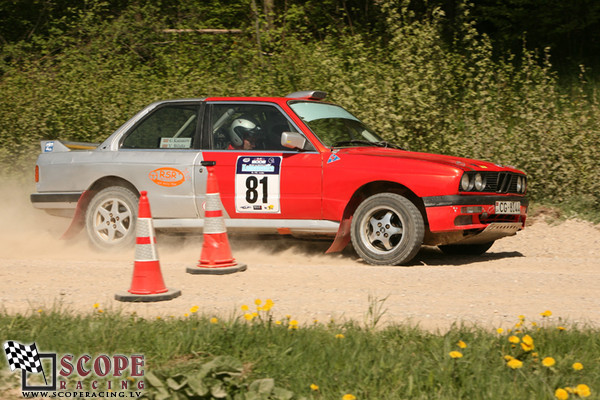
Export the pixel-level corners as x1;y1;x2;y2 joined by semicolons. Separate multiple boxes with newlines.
460;174;472;191
516;177;522;193
474;173;485;191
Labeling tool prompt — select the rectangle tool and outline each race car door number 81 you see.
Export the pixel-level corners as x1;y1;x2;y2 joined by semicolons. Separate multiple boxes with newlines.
235;156;282;213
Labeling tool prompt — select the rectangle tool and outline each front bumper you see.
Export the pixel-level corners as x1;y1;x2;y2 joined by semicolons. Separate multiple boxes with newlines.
423;194;528;233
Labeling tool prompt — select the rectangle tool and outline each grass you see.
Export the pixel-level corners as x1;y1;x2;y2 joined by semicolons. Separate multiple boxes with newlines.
1;302;598;399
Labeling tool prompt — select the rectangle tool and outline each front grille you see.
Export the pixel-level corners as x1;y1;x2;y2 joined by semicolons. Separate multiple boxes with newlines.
480;172;524;194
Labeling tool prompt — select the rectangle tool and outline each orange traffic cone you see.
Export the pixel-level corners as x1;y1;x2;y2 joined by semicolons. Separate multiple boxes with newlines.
115;191;181;302
187;162;247;275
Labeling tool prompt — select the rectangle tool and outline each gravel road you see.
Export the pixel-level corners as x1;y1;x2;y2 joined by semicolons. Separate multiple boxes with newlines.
1;180;599;331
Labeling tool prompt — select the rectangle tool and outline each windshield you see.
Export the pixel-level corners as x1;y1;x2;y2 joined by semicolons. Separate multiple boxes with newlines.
289;101;385;147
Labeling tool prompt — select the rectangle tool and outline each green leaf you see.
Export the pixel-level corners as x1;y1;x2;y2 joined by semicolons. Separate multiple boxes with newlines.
210;382;229;398
249;378;275;394
144;371;165;388
187;376;210;396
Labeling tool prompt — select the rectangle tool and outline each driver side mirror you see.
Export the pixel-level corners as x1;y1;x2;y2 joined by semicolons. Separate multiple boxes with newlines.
281;131;308;150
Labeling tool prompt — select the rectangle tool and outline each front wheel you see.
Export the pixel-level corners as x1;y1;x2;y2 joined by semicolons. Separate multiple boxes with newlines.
351;193;424;266
85;186;139;250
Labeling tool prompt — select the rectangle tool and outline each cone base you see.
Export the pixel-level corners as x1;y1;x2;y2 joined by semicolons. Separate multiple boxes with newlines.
186;263;247;275
114;288;181;303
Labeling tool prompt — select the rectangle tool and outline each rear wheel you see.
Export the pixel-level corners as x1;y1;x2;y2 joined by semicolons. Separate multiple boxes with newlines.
438;241;495;256
351;193;424;266
85;186;139;250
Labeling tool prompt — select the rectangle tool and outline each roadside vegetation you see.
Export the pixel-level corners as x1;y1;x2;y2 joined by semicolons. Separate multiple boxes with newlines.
0;1;598;221
0;301;598;399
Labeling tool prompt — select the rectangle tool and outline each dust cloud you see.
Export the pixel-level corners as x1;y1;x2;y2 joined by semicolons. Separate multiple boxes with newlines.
0;175;351;266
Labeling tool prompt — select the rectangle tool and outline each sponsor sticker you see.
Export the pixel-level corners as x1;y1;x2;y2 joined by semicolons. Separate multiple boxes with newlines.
149;167;186;187
44;142;54;152
327;154;340;164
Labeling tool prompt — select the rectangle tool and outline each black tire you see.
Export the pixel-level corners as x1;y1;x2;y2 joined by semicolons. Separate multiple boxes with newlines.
438;241;495;256
351;193;424;266
85;186;139;250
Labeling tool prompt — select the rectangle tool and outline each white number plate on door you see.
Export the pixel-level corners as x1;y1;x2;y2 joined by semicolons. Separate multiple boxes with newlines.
235;156;282;213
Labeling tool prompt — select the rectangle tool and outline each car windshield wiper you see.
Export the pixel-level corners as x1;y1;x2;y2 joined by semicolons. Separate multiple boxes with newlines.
331;140;404;150
375;141;404;149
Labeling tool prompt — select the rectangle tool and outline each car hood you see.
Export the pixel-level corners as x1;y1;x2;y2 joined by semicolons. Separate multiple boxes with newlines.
333;147;523;173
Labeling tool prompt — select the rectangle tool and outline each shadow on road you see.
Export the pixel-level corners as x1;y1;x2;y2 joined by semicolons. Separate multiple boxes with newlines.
159;232;524;267
411;246;525;267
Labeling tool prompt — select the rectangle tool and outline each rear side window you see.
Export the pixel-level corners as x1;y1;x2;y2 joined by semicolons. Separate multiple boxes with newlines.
122;105;199;149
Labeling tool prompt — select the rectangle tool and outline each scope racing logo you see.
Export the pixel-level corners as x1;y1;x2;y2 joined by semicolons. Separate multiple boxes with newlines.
3;340;144;398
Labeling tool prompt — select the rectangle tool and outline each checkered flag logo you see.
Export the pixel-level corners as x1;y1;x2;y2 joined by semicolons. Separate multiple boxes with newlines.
3;341;43;374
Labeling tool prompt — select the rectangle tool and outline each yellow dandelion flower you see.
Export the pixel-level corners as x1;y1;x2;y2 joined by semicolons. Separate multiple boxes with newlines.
93;303;100;309
540;310;552;317
241;305;249;311
554;388;569;400
37;309;43;313
497;328;504;334
518;315;525;320
289;325;299;330
507;358;523;369
504;355;514;361
244;313;254;321
565;387;575;393
521;335;534;352
542;357;556;367
515;322;523;328
575;384;591;397
190;305;199;313
342;394;356;400
335;334;345;339
532;352;539;358
531;321;538;327
156;316;161;320
310;384;319;391
254;299;262;306
184;313;189;317
457;340;467;349
289;319;298;326
252;312;258;317
98;309;104;313
572;362;583;371
521;343;534;352
286;314;292;319
449;351;463;359
557;326;566;331
210;317;218;324
275;320;282;325
508;335;520;344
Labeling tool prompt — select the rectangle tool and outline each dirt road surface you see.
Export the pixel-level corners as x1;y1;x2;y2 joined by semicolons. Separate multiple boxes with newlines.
1;180;599;331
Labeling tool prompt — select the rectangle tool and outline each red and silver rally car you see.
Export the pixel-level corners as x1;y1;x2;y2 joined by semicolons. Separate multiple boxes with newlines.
31;91;528;265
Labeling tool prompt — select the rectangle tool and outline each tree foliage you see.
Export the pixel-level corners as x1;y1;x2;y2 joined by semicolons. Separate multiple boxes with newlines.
0;0;598;216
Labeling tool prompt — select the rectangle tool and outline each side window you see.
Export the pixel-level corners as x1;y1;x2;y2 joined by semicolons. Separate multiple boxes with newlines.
122;105;198;149
209;103;299;151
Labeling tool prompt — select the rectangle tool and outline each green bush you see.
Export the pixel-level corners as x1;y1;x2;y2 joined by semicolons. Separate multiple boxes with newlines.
1;0;598;218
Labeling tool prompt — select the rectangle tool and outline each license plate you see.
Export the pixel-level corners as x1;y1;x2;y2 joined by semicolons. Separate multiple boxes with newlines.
495;201;521;214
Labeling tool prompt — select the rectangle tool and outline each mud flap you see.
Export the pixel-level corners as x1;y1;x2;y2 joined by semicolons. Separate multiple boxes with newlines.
61;190;95;240
325;216;352;253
